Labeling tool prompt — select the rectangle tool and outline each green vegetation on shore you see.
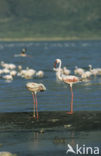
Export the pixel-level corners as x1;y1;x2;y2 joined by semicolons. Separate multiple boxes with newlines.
0;0;101;41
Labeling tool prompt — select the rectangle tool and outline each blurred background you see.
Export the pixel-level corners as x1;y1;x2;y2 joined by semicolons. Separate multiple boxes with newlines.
0;0;101;40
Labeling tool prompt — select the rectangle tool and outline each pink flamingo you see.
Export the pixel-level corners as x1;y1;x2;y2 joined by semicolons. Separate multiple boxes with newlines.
54;59;80;114
26;82;46;119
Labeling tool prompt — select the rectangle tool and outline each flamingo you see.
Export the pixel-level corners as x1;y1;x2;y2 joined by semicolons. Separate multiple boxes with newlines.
26;82;46;119
89;64;100;76
0;69;3;75
3;74;13;80
8;63;16;70
74;66;85;76
63;75;79;114
0;152;15;156
36;70;44;78
53;62;63;75
17;67;36;79
0;61;16;70
81;71;92;81
54;59;80;114
18;65;22;71
10;70;17;77
2;68;10;74
62;67;71;75
54;59;64;81
23;67;36;79
53;63;70;76
1;61;9;68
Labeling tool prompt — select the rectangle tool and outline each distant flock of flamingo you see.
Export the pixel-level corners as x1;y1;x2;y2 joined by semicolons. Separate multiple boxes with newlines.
0;61;44;81
1;58;101;120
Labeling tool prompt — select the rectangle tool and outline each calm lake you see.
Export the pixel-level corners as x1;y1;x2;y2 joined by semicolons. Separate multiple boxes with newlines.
0;40;101;156
0;40;101;112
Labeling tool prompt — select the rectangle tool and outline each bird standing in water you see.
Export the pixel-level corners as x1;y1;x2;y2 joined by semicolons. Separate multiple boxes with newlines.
54;59;80;114
26;82;46;119
62;75;79;114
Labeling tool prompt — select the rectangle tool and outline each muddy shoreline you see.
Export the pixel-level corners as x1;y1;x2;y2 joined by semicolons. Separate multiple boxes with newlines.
0;111;101;132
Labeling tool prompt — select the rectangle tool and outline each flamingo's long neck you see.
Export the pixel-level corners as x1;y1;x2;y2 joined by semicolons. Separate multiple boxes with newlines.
56;60;62;81
89;65;92;71
58;60;62;73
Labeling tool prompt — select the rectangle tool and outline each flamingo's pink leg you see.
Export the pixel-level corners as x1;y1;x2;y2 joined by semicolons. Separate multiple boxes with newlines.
67;86;73;114
35;94;39;120
32;92;36;119
70;86;73;113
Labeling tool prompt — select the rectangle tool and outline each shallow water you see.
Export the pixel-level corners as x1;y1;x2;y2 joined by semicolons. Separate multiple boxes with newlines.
0;40;101;113
0;40;101;155
0;130;101;156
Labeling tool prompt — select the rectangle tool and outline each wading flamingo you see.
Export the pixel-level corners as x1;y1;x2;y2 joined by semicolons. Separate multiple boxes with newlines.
36;70;44;78
26;82;46;119
54;59;80;114
53;63;71;76
74;66;85;76
62;66;71;75
89;64;101;77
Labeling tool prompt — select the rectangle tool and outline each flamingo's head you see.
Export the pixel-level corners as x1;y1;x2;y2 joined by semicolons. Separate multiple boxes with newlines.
1;61;4;65
54;59;61;68
88;64;92;68
18;65;22;71
75;66;78;69
39;83;46;92
88;64;92;70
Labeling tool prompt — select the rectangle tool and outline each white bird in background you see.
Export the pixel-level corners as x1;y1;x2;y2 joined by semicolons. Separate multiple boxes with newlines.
0;60;45;83
54;59;63;81
53;65;63;73
36;70;44;78
8;63;16;70
74;66;85;76
26;82;46;119
0;69;3;75
0;61;16;70
2;68;10;74
89;64;100;76
18;67;36;79
18;65;22;71
0;151;16;156
18;69;26;77
3;74;13;80
81;71;92;81
62;66;71;75
23;67;36;79
97;68;101;75
54;59;80;114
53;62;71;76
17;65;45;79
10;70;17;77
1;61;9;68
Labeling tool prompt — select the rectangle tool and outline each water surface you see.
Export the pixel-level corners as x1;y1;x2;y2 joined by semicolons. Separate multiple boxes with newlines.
0;40;101;156
0;40;101;112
